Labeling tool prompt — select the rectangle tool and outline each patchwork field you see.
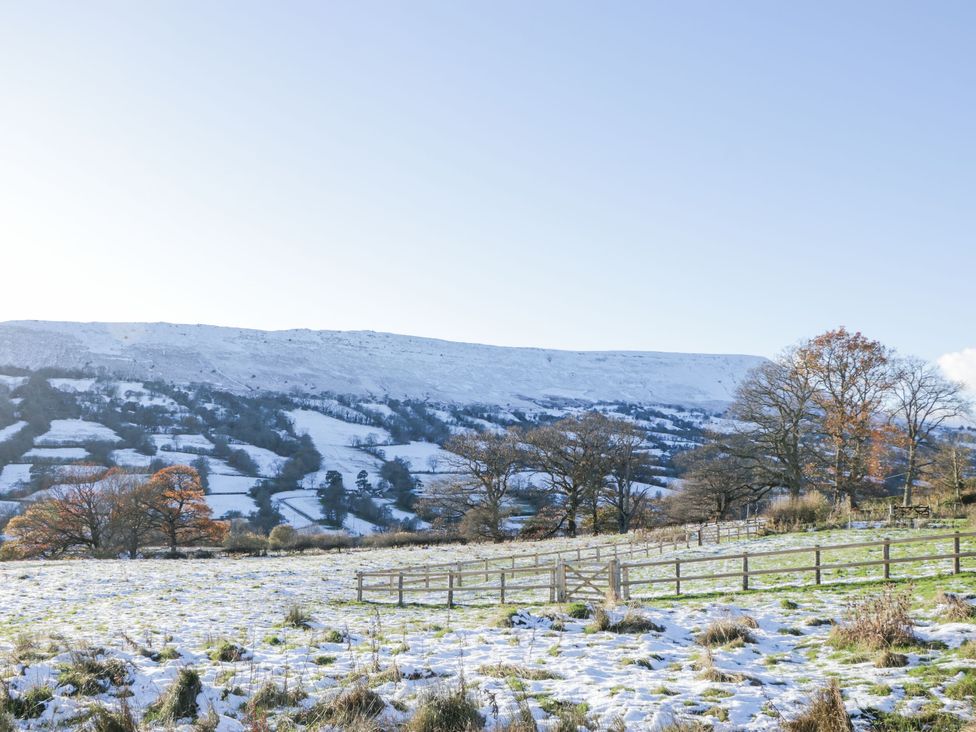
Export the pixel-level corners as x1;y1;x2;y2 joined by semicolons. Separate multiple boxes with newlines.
1;528;975;731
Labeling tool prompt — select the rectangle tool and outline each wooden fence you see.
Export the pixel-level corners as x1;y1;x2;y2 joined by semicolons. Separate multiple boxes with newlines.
356;530;976;607
356;519;766;606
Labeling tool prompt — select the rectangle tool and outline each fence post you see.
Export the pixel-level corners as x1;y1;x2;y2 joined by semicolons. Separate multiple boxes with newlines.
397;572;404;607
608;559;620;602
456;563;463;587
425;565;430;589
814;546;821;585
549;567;556;603
622;565;630;600
742;553;749;591
697;527;703;547
447;572;455;608
883;539;891;580
500;571;506;605
675;559;681;596
485;559;490;583
556;561;567;603
954;532;961;574
356;572;363;602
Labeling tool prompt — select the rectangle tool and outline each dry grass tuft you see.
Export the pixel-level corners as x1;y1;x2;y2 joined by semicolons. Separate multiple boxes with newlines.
936;591;976;622
696;617;756;647
587;606;664;634
782;680;853;732
873;649;909;668
828;587;918;651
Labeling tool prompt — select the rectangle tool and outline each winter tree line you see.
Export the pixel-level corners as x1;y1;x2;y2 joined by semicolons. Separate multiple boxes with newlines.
418;327;975;538
0;465;225;559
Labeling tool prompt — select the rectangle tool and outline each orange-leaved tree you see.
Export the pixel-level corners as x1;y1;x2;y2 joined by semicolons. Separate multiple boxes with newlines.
146;465;225;553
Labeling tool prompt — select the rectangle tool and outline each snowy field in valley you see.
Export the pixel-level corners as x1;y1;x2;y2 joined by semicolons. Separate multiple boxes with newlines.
1;528;974;731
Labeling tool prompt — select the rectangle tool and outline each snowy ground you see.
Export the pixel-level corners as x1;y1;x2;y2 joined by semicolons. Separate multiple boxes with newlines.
0;528;974;730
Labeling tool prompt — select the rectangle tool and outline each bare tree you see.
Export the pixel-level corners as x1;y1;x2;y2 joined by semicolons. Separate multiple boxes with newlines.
418;430;523;540
525;413;613;537
924;433;975;504
889;357;970;505
671;440;774;522
728;349;817;497
601;417;656;533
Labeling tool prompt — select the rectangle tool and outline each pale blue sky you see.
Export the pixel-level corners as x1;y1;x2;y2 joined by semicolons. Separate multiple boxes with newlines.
1;2;974;366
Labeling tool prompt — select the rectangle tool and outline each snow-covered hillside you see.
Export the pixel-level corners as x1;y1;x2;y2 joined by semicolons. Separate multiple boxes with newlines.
0;321;764;409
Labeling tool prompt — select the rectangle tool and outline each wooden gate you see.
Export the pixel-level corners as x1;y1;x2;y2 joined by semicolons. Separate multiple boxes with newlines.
556;560;623;602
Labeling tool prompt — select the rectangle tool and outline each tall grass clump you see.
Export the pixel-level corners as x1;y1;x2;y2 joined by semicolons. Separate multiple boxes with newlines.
145;668;202;723
404;684;484;732
284;604;314;629
295;683;385;728
828;587;919;651
782;680;853;732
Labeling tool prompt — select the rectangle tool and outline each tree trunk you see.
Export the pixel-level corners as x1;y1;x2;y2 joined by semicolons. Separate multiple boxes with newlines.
902;443;916;507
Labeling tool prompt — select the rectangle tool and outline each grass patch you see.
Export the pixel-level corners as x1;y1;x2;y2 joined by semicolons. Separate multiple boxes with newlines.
864;709;967;731
56;650;130;696
207;639;247;663
944;669;976;700
477;663;561;680
1;684;53;720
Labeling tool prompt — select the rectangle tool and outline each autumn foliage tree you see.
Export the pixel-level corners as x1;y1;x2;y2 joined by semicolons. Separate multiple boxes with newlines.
146;465;225;553
3;465;225;559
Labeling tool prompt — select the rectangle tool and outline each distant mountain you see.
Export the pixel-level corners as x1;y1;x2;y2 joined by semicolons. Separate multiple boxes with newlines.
0;321;765;409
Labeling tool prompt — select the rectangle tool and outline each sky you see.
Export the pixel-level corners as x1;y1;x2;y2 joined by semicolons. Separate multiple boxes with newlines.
1;2;974;378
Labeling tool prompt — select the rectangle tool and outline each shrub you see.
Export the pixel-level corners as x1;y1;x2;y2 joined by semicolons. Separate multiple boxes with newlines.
361;531;461;549
696;617;757;646
268;524;297;550
565;602;590;620
405;685;484;732
764;492;833;529
828;587;918;651
782;680;853;732
284;604;313;630
145;668;202;723
291;533;354;552
222;531;268;554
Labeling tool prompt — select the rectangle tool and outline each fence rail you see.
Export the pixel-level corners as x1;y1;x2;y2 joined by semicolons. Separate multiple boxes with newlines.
356;529;976;607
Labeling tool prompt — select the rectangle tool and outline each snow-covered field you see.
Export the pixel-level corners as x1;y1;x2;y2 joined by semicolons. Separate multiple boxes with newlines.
1;528;974;731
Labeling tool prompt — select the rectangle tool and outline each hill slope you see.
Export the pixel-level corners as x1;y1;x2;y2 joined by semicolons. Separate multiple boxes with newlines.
0;321;763;409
